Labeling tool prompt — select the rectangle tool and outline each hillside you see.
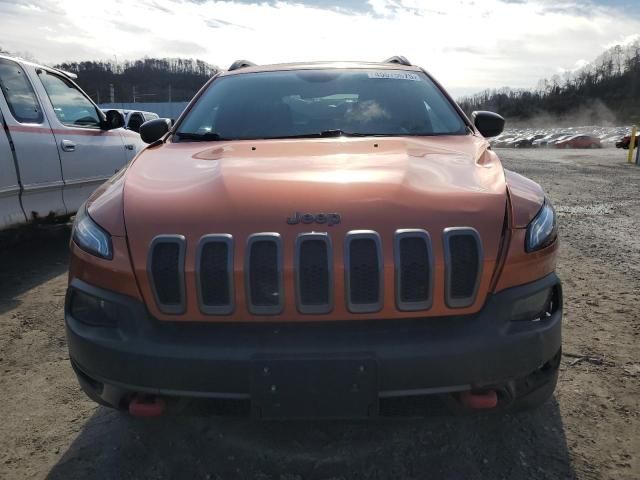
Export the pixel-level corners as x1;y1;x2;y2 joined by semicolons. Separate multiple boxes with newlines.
54;58;218;104
458;40;640;126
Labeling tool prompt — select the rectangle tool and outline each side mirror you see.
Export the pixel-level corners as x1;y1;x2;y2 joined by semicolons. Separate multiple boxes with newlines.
103;110;125;130
472;111;505;138
140;118;171;144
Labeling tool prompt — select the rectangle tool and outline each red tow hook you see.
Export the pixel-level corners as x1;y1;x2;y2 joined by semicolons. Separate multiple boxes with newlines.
128;394;166;417
459;390;499;409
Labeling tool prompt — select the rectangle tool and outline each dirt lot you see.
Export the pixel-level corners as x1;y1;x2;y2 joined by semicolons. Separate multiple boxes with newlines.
1;148;638;480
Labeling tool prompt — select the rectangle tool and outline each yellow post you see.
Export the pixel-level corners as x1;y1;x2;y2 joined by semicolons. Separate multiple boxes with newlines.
629;126;637;163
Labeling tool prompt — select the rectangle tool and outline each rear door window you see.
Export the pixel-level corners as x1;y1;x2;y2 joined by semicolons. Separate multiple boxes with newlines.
0;58;43;124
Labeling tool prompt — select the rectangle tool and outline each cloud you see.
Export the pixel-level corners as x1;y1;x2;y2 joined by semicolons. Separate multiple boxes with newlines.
1;0;639;95
188;0;376;14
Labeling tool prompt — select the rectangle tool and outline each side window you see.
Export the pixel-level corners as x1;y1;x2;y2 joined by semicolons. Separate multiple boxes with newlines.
38;70;101;128
0;58;43;124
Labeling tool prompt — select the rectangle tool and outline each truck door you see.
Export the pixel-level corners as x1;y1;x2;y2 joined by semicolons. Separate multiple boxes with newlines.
34;68;128;213
0;58;66;221
0;109;26;229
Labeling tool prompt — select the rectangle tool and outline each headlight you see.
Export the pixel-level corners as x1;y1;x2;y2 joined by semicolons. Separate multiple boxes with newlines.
72;206;113;260
526;198;558;252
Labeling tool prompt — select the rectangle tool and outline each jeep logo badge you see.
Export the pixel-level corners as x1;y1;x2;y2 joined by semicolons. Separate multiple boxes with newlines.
286;212;341;226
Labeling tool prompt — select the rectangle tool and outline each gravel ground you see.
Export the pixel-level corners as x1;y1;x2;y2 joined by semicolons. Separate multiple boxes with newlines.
0;148;638;480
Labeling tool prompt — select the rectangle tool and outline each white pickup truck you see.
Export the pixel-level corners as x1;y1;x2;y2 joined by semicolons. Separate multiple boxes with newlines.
0;55;144;231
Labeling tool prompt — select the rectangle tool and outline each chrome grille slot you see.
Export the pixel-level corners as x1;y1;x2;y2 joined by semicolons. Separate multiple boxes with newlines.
246;233;283;315
295;233;332;314
394;229;433;311
443;227;483;308
345;231;383;313
196;234;234;315
148;235;186;314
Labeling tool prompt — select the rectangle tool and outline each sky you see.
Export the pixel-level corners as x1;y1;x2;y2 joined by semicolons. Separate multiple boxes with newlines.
1;0;639;97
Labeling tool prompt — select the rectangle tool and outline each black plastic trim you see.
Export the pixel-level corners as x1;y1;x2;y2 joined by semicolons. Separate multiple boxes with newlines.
443;227;483;308
195;234;234;315
147;234;186;315
295;232;333;314
245;233;284;315
394;229;434;311
344;230;384;313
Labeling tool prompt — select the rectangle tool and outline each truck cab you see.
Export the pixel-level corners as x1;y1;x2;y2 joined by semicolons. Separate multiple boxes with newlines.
0;55;144;231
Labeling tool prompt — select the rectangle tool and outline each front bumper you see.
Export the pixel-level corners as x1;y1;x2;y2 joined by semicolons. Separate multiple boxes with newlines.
65;273;562;415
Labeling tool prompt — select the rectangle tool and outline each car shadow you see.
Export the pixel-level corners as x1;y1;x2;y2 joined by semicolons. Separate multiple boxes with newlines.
0;226;70;315
47;398;576;479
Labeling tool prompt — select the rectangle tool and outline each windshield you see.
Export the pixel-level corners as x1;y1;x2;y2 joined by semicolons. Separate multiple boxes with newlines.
176;69;468;140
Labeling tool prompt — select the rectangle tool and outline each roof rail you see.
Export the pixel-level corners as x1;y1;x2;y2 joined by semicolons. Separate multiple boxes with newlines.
384;56;412;67
228;60;256;71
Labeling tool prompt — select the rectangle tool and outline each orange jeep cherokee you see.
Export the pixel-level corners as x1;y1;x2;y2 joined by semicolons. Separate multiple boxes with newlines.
65;57;561;418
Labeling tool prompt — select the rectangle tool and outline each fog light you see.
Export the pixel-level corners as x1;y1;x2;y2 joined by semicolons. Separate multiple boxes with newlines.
70;290;122;327
511;288;552;322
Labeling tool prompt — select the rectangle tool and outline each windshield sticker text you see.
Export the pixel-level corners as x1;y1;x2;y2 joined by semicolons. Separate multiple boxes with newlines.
367;72;421;81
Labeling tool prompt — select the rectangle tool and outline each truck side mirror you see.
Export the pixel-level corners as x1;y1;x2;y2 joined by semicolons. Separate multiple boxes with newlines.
103;110;125;130
140;118;171;144
472;111;505;138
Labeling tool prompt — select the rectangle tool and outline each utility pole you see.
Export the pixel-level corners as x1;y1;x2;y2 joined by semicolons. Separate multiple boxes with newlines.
133;85;136;103
109;84;114;103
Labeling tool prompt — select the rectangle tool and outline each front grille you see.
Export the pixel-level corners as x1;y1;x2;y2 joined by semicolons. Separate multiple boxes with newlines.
345;231;383;313
444;227;483;308
196;235;233;314
394;229;433;311
148;235;186;314
296;233;332;314
147;228;485;316
246;233;283;315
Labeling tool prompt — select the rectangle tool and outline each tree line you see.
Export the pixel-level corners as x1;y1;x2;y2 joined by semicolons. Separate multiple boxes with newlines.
458;40;640;125
53;57;219;104
2;42;638;122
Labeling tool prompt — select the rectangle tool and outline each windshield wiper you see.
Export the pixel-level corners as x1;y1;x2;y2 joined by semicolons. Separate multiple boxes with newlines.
318;129;365;137
273;130;374;139
175;132;229;141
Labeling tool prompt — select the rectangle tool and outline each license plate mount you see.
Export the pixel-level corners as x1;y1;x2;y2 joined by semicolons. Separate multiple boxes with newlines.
250;356;378;419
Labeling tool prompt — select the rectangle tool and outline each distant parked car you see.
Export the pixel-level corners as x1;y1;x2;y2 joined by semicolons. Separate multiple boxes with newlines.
125;110;159;133
555;135;601;149
492;136;516;148
514;134;545;148
533;133;569;148
99;109;160;133
615;134;640;150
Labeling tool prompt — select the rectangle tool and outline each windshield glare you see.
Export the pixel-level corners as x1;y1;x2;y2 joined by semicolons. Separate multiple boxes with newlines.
177;69;468;140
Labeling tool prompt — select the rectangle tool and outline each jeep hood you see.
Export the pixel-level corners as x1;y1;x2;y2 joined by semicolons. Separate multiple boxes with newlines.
124;136;505;235
123;135;507;320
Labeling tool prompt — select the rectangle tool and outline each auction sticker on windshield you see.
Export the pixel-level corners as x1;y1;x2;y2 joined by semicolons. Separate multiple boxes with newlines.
367;71;421;81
